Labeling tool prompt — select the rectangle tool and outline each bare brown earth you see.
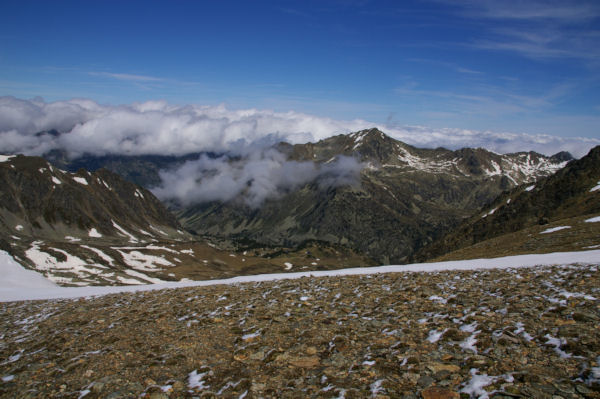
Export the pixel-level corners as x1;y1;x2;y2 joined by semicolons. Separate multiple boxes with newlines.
2;262;600;398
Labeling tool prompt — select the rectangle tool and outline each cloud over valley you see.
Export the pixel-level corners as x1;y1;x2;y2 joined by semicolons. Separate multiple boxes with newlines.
1;96;598;205
152;150;364;208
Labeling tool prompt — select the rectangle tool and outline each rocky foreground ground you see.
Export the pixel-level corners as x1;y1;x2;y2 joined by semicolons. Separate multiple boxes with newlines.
1;263;600;398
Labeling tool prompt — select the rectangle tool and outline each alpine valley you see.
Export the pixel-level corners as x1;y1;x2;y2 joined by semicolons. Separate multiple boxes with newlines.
2;128;593;287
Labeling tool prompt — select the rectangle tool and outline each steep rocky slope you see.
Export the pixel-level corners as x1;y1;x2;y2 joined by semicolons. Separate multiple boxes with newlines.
0;155;182;242
0;154;188;285
0;155;374;286
416;145;600;262
1;261;599;398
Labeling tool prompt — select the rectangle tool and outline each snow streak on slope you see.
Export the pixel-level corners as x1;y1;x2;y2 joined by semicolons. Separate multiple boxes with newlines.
2;249;600;302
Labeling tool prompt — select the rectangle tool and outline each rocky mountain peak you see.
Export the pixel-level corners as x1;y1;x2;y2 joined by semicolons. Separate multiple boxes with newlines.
550;151;574;163
415;145;600;262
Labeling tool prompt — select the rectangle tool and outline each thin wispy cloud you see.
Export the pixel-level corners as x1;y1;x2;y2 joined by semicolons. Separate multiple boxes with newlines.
456;0;600;22
394;84;562;116
455;67;482;75
407;58;484;75
89;72;164;82
436;0;600;61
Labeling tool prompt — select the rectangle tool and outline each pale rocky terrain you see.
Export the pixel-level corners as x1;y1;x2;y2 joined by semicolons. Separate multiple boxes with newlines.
1;262;599;398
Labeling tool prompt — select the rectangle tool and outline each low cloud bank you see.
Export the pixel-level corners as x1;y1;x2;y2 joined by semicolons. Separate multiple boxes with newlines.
1;96;598;206
1;96;597;158
152;150;364;207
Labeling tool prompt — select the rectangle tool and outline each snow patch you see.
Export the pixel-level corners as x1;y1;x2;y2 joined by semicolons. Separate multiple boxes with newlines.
428;295;447;304
460;369;496;399
585;216;600;223
88;228;102;238
544;334;572;358
460;331;480;354
123;269;165;284
3;249;600;302
80;245;114;266
118;249;174;271
514;322;534;341
284;262;293;270
525;185;535;191
25;242;107;282
590;181;600;192
51;176;62;184
188;370;210;390
149;225;168;236
540;226;571;234
242;331;261;341
0;155;16;163
370;379;385;397
73;176;88;185
112;221;138;243
427;329;446;343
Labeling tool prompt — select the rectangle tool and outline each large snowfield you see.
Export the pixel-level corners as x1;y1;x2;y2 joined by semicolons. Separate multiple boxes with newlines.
2;249;600;302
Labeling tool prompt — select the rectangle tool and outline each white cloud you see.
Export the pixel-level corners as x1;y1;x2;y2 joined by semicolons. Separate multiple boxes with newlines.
1;96;598;206
0;96;597;159
89;72;164;82
386;125;598;158
152;150;364;207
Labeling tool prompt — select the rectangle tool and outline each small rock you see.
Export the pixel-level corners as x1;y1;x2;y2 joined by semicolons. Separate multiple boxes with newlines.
426;363;461;374
306;346;318;355
418;375;435;388
147;393;169;399
421;386;460;399
289;356;320;368
90;382;105;394
573;312;598;322
172;381;185;391
251;382;265;392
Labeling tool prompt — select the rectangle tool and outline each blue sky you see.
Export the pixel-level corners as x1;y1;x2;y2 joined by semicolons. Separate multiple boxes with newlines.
1;0;599;140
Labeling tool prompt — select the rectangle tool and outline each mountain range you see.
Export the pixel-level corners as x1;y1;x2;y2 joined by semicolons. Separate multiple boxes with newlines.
3;128;598;286
47;128;571;264
415;144;600;261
